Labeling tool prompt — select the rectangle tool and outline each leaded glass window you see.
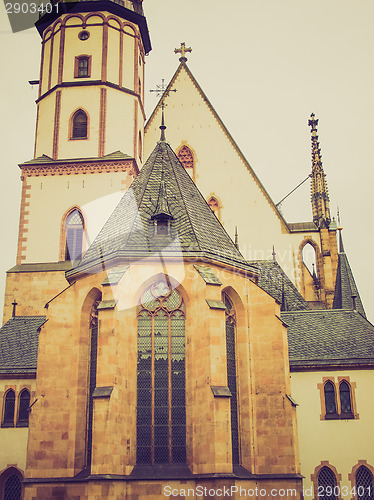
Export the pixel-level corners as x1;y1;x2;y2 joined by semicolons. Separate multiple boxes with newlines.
2;390;15;427
317;466;337;500
17;389;30;427
137;280;186;465
324;381;337;416
356;466;374;500
223;293;239;465
4;473;22;500
72;110;88;139
65;209;84;262
339;381;352;415
78;57;89;77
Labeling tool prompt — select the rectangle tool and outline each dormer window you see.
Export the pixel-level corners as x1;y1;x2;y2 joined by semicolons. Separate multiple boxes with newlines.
156;220;169;236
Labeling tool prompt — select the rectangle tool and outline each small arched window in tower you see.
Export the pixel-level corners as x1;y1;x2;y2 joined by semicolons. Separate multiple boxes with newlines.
317;466;338;500
223;293;240;465
71;110;88;140
324;381;337;417
65;209;84;262
356;466;374;500
339;380;353;416
74;55;91;78
2;390;15;427
17;389;30;427
177;145;194;176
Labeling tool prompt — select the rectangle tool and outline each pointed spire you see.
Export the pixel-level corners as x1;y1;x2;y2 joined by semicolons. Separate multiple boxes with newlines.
159;104;166;142
234;226;239;250
308;113;331;228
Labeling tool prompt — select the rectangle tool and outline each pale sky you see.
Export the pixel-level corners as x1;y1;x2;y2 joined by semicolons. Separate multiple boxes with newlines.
0;0;373;320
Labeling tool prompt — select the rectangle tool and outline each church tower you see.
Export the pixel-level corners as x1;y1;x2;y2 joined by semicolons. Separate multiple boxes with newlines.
3;0;151;321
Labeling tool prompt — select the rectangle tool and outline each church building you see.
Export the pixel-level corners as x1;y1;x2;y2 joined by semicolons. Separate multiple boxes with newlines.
1;0;374;499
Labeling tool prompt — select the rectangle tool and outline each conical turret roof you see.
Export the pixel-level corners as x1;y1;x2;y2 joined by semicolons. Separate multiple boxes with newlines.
67;140;255;278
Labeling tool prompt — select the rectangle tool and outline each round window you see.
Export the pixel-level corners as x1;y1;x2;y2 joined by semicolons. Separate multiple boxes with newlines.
78;31;90;41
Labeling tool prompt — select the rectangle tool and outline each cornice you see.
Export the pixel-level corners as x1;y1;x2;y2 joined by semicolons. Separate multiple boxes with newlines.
19;159;136;178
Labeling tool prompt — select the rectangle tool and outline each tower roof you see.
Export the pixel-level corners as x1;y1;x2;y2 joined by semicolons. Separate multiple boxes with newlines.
67;140;256;278
333;236;366;317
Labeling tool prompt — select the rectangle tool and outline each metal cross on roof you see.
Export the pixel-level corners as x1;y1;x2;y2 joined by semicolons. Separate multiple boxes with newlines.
149;78;176;109
174;42;192;62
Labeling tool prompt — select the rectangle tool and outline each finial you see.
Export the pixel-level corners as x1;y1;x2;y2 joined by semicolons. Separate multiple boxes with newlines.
174;42;192;62
160;104;166;142
234;226;239;250
12;300;17;318
272;245;276;261
336;207;345;253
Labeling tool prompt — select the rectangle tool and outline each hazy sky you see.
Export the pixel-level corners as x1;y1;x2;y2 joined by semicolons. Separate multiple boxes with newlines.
0;0;373;320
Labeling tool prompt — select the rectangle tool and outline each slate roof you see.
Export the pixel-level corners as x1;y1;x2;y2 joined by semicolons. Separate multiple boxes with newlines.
282;309;374;368
20;150;133;166
333;251;366;317
67;138;257;277
250;260;309;311
0;316;46;374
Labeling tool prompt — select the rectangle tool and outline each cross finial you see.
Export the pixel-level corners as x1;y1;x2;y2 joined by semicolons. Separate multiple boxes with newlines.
174;42;192;62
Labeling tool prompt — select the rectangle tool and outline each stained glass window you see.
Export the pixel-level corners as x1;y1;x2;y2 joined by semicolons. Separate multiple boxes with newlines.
17;389;30;427
65;209;84;262
339;381;352;415
317;466;337;500
324;382;337;415
2;390;15;427
223;293;239;464
137;281;186;465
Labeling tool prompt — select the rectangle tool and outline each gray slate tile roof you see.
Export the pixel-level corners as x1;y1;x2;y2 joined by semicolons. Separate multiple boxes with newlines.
282;309;374;368
333;251;366;317
0;316;46;374
67;140;257;277
20;150;133;165
250;260;309;311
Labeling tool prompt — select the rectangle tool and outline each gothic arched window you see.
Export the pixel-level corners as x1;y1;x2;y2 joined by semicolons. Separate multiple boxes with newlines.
208;196;220;217
339;380;352;415
223;293;239;464
3;473;22;500
177;145;194;173
137;280;186;465
324;381;337;417
65;209;84;262
71;110;88;139
317;466;338;500
17;389;30;427
2;390;15;427
356;466;374;500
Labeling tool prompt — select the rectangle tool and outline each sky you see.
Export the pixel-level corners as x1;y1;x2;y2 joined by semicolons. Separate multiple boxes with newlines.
0;0;373;320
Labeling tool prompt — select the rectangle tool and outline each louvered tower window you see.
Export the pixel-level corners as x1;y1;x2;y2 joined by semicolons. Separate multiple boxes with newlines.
71;110;88;139
87;299;100;467
324;381;337;416
223;293;239;464
339;381;352;415
17;389;30;427
137;281;186;465
2;390;15;427
3;474;22;500
356;466;374;500
317;466;338;500
65;209;84;261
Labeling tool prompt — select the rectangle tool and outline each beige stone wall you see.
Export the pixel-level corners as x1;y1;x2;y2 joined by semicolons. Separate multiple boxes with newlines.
291;369;374;493
0;379;36;473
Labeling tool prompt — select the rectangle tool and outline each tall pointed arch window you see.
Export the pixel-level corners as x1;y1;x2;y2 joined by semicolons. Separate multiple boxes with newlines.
177;145;194;179
137;280;186;465
65;209;84;262
339;380;352;416
2;390;15;427
87;299;100;467
3;473;22;500
71;110;88;139
17;389;30;427
324;381;337;417
355;466;374;500
223;293;239;464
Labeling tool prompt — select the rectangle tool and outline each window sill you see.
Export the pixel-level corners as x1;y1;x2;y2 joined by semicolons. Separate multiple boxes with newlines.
69;137;88;141
324;413;355;420
16;421;29;428
1;422;15;428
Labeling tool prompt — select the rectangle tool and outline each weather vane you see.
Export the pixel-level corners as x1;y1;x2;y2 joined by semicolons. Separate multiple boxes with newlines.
149;78;176;109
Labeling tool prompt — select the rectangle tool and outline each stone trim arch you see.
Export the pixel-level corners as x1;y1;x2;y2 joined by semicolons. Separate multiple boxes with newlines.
311;461;342;500
0;466;24;500
69;107;89;140
207;194;223;221
349;461;374;500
